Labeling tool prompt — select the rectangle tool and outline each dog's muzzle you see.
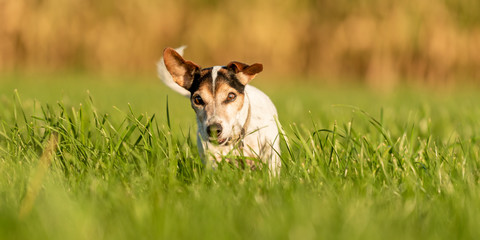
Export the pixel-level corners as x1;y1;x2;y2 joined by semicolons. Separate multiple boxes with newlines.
206;123;226;144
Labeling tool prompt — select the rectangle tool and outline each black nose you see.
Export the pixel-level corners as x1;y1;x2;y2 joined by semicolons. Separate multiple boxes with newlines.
206;123;222;138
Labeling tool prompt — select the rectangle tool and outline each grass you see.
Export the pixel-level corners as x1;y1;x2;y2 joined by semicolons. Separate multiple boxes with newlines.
1;73;480;239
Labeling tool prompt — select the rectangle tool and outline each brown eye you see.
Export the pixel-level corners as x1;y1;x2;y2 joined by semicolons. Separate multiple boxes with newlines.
193;95;204;105
226;92;236;102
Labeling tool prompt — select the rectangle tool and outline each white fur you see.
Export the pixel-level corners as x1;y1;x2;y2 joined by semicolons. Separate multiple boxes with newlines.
197;85;281;174
242;85;281;172
211;66;222;94
158;47;281;174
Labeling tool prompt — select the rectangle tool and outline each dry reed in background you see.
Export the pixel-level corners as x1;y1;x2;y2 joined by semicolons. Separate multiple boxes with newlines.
1;0;479;85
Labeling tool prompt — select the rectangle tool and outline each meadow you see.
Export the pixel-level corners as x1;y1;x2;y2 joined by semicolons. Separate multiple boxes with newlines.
2;0;480;239
0;73;479;239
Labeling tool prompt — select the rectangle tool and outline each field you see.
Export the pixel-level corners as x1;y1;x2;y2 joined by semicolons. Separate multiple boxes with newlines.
1;73;480;239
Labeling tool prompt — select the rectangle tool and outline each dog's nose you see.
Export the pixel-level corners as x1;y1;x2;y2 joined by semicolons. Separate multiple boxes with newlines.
206;123;222;138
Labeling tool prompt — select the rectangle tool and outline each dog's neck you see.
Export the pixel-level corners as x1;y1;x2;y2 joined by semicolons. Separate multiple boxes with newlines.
240;101;252;138
227;91;252;146
240;90;252;133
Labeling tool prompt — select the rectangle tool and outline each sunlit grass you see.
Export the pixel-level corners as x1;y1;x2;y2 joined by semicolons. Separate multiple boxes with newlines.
1;73;480;239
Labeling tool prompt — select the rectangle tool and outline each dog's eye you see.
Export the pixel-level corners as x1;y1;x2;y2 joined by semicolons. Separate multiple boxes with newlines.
193;95;204;105
226;92;236;102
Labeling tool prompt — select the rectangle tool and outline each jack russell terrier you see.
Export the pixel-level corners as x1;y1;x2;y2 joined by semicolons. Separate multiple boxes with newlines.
157;46;281;173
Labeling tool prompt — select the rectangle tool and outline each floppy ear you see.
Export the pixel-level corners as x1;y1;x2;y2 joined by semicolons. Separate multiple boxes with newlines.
163;47;200;90
227;61;263;85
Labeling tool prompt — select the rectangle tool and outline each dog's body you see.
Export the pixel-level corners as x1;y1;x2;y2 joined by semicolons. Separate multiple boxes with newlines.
158;47;280;173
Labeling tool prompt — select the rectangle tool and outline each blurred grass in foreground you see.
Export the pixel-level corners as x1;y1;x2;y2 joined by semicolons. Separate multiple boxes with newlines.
1;73;480;239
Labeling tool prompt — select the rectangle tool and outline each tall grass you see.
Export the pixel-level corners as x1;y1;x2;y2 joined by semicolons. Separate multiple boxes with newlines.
1;74;480;239
1;0;480;84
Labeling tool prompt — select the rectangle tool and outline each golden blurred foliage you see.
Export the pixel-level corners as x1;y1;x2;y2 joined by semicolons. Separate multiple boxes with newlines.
1;0;479;84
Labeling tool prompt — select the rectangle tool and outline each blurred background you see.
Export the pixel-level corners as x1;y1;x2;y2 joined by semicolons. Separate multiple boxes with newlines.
1;0;480;87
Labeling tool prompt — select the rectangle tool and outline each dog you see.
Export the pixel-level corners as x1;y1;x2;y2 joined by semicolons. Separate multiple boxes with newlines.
157;46;281;173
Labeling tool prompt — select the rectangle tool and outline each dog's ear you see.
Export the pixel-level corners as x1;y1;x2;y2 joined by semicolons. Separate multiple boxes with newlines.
163;48;200;90
227;61;263;85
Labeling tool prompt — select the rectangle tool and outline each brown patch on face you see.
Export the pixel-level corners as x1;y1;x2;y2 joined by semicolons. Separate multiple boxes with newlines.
190;66;249;143
215;67;229;76
190;77;214;123
210;80;245;127
191;77;245;117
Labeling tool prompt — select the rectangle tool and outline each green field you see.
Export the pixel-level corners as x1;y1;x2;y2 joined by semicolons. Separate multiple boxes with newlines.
1;73;480;239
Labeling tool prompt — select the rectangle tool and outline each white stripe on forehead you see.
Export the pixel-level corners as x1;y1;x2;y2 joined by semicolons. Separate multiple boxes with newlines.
211;66;222;94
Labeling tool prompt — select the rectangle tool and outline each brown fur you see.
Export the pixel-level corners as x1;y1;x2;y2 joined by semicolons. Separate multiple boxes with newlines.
163;48;200;89
160;47;281;174
192;75;246;135
227;61;263;85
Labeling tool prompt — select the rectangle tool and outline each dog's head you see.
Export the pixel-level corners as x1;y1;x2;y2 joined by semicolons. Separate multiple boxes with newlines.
163;47;263;145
